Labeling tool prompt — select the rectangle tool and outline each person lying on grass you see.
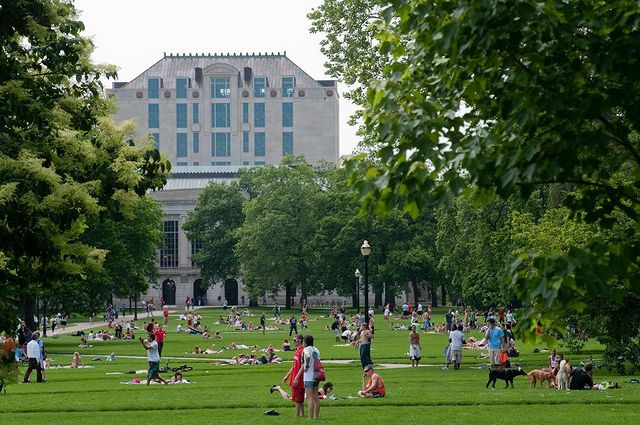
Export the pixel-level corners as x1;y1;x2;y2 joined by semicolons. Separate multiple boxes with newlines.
271;382;334;399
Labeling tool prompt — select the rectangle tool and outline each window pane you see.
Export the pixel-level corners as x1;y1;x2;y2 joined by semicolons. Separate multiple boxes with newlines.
176;78;188;99
148;104;159;128
242;102;249;123
282;76;294;98
212;103;230;128
254;77;266;98
193;103;199;124
176;133;188;157
211;133;231;157
282;102;293;127
211;77;230;98
160;220;178;268
254;132;265;157
176;103;187;128
243;131;249;153
283;132;293;155
193;132;200;153
148;78;160;99
254;103;265;128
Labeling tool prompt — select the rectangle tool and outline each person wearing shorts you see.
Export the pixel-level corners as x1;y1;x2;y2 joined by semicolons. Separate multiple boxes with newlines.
139;332;167;385
485;318;505;369
294;335;321;420
358;364;386;398
282;334;305;417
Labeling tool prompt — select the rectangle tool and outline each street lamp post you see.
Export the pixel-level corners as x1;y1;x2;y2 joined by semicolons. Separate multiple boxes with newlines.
360;240;372;324
354;269;361;311
42;299;47;337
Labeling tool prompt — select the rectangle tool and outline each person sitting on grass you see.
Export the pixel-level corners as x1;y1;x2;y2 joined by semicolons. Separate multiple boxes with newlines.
282;338;292;351
71;352;84;368
214;330;222;339
271;382;334;399
358;364;386;398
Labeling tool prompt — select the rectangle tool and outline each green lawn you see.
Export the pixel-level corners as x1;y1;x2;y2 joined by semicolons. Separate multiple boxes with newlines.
3;307;639;424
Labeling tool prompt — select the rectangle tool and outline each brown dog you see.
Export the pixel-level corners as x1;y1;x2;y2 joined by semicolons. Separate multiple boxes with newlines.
527;369;555;388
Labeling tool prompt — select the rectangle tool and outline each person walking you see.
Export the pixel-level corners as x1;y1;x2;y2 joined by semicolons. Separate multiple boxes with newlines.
289;315;298;337
409;325;421;367
139;333;167;385
260;313;266;335
449;324;465;370
485;318;505;369
281;334;305;417
154;324;167;357
294;335;321;420
23;333;43;383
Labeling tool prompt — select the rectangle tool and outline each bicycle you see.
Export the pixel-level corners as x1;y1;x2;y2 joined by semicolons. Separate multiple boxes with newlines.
159;361;193;373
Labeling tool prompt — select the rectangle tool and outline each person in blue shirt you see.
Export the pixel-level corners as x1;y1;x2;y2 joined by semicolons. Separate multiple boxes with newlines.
485;318;505;369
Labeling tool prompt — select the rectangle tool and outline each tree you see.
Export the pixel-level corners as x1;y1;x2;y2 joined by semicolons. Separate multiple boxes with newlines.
183;182;244;288
0;1;170;332
235;157;321;308
348;0;640;336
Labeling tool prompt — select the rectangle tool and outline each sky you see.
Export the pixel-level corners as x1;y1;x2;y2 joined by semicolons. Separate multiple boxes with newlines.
74;0;360;156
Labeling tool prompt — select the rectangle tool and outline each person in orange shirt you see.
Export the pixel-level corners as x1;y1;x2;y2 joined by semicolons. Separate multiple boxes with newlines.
358;364;385;398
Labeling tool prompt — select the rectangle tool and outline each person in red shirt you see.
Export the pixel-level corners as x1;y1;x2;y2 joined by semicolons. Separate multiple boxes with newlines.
154;324;167;357
162;308;170;325
281;334;305;417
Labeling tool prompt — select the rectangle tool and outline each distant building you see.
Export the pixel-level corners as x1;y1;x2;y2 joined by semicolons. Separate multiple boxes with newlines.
111;52;340;307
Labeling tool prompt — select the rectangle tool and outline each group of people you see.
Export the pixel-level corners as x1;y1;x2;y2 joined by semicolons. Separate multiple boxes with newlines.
547;349;596;390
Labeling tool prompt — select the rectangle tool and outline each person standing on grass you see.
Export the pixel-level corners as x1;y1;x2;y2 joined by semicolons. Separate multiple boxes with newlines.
409;325;421;367
449;324;465;370
139;333;167;385
162;307;169;325
485;318;505;369
358;322;373;369
294;335;321;420
23;332;43;383
154;324;167;357
289;315;298;337
260;313;266;335
282;334;305;417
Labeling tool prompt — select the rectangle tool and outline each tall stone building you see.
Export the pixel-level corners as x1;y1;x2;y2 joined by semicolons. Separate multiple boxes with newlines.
111;52;340;307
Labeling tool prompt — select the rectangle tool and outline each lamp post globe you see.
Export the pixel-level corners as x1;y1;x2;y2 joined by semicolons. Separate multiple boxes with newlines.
360;240;372;324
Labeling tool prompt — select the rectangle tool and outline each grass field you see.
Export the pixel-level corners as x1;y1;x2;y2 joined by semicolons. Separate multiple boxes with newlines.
3;307;639;424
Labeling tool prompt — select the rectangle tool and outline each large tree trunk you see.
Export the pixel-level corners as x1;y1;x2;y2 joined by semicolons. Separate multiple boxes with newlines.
410;278;420;308
384;282;395;311
299;280;306;308
431;285;438;307
23;297;36;331
285;283;292;310
374;287;383;308
441;284;447;306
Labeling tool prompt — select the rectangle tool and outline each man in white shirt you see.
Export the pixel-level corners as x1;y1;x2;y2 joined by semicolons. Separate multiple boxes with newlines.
449;324;466;370
139;333;167;385
23;332;43;383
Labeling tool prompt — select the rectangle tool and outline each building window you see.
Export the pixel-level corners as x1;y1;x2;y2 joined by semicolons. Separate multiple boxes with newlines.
283;132;293;155
193;103;200;124
243;161;249;166
176;161;188;166
151;133;159;150
243;131;249;153
193;161;199;166
160;220;178;268
212;161;231;166
254;132;265;157
282;76;295;97
254;76;266;98
193;132;200;154
148;78;160;99
176;133;188;157
254;161;266;166
176;103;187;128
242;102;249;123
176;78;188;99
282;102;293;127
212;103;230;128
211;77;230;98
254;103;265;128
211;133;231;157
148;104;159;128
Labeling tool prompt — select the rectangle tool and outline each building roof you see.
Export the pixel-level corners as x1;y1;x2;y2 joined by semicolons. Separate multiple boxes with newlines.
118;52;332;90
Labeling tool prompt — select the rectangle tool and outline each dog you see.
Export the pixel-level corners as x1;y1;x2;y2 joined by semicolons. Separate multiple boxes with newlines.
557;360;571;390
486;367;527;388
527;369;555;388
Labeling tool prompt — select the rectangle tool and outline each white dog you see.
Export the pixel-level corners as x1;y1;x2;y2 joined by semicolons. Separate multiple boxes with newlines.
557;359;571;390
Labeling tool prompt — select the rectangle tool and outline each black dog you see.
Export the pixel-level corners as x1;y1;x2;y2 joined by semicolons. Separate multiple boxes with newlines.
486;367;527;388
